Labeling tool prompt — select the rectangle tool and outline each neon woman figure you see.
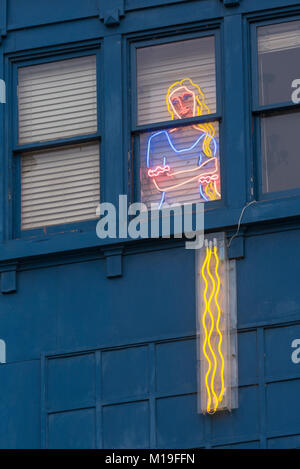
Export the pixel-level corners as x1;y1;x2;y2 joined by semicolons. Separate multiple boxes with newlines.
146;78;220;207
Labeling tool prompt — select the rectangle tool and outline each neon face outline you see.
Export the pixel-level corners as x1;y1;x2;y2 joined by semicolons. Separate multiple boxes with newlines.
145;78;220;206
168;85;197;119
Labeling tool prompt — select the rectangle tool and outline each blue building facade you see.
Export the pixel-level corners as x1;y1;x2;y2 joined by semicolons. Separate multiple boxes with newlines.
0;0;300;449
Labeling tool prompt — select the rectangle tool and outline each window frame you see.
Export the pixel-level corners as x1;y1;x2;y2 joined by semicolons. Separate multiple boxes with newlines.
128;26;225;212
9;44;103;239
251;15;300;202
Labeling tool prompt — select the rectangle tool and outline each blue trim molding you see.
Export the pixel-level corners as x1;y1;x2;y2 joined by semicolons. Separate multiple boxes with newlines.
99;0;125;26
0;0;7;42
103;247;124;278
0;262;17;294
223;0;240;6
228;231;245;260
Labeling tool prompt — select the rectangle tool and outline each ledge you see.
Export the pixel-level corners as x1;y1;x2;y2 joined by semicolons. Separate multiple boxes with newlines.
0;199;299;265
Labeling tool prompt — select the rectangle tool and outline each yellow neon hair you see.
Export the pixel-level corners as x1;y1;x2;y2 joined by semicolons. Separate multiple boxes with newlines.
213;245;225;410
166;78;215;158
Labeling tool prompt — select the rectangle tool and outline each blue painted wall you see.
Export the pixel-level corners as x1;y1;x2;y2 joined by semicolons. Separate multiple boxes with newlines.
0;0;299;449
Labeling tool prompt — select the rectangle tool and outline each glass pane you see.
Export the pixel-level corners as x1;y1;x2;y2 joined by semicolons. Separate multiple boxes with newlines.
257;21;300;106
140;122;220;208
21;142;100;229
18;56;97;144
137;37;216;125
261;111;300;193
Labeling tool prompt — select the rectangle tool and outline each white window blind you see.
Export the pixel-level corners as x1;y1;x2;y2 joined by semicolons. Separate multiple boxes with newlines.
137;37;216;125
21;142;100;230
258;20;300;54
18;55;97;144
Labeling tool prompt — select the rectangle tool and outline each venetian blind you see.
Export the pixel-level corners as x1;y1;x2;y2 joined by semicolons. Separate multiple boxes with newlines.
258;20;300;53
18;55;97;144
137;36;216;125
21;142;100;230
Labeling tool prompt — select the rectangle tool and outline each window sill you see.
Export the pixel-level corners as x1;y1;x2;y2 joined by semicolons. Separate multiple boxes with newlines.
0;197;300;264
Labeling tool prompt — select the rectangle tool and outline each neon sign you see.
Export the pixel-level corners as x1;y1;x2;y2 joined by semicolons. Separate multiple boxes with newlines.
145;78;221;207
196;233;238;414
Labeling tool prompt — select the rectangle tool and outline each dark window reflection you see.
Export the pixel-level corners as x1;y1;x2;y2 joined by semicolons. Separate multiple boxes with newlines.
258;21;300;106
261;111;300;193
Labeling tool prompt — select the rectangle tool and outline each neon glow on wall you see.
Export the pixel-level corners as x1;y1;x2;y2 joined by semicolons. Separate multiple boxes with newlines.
145;78;221;207
196;234;238;414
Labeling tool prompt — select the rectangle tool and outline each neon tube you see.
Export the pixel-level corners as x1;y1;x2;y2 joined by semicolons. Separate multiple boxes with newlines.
201;247;212;413
214;245;225;410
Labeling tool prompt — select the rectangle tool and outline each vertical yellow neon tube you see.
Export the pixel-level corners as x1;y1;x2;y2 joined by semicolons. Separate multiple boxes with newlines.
206;247;218;412
201;247;212;413
213;245;225;410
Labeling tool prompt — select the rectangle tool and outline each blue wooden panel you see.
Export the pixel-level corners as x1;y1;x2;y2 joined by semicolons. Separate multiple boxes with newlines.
238;230;300;325
57;249;195;351
0;268;58;362
238;332;257;386
2;0;300;450
47;354;95;412
7;0;98;29
265;325;300;380
1;270;16;294
48;409;95;449
211;387;259;442
0;361;40;448
156;339;196;395
102;401;149;449
156;394;204;448
102;346;148;401
268;434;300;449
216;441;260;449
266;379;300;435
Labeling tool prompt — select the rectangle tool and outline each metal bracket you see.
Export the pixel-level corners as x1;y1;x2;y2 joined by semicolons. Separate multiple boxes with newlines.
103;247;124;278
0;0;7;43
227;230;245;260
99;0;125;27
0;262;17;294
222;0;240;6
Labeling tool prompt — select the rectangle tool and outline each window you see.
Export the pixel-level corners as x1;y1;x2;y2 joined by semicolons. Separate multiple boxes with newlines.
255;20;300;195
16;54;100;231
133;35;221;209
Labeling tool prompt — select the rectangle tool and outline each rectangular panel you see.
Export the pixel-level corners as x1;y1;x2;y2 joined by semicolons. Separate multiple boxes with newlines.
211;386;259;441
265;324;300;380
47;354;95;412
238;331;257;386
156;395;205;448
266;379;300;435
140;122;220;208
21;142;100;229
268;435;300;449
137;37;216;125
48;409;96;449
102;346;149;402
18;55;97;144
257;21;300;106
261;110;300;194
156;339;196;395
103;401;150;449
